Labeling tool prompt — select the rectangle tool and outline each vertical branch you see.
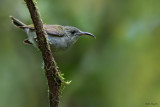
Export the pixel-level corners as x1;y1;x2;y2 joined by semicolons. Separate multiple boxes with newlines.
24;0;61;107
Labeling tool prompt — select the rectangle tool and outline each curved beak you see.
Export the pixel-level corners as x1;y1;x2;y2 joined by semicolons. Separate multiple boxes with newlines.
79;32;96;38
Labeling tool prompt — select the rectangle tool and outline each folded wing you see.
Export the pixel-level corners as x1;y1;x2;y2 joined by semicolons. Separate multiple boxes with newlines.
21;25;64;37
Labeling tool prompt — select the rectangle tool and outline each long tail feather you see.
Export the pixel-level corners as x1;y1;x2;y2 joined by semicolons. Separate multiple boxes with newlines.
10;16;26;27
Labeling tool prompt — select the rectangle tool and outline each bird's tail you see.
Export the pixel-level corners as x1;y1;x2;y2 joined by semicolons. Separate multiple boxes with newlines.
10;16;26;29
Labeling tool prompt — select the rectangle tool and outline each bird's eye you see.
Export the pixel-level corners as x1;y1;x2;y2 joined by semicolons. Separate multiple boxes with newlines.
70;30;76;34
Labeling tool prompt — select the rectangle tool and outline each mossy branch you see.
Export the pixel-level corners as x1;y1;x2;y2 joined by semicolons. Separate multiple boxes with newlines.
24;0;61;107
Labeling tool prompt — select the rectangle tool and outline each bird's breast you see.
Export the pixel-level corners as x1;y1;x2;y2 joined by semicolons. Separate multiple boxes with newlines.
25;30;74;51
47;35;73;51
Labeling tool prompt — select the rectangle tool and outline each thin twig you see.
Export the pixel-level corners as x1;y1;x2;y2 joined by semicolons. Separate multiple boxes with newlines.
24;0;61;107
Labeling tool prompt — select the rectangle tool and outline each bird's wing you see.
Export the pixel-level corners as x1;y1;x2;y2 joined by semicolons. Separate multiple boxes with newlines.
44;25;64;37
21;25;64;37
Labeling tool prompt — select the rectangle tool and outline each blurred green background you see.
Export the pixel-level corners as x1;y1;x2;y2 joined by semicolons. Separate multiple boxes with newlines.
1;0;160;107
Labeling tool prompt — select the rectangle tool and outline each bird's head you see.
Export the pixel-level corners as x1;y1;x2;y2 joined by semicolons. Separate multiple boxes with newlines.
63;26;95;40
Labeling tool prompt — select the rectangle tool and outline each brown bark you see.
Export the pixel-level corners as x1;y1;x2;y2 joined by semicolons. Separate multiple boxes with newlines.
24;0;61;107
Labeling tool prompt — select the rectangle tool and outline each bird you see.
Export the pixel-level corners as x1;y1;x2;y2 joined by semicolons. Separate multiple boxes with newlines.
10;16;95;52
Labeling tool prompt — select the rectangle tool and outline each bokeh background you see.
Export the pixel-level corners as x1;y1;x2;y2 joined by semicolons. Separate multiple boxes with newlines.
1;0;160;107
